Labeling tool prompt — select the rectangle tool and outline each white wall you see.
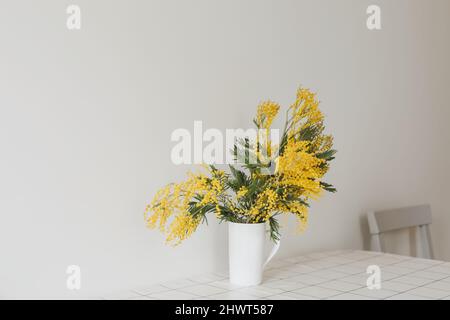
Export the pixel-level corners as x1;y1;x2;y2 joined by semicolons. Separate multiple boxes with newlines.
0;0;449;299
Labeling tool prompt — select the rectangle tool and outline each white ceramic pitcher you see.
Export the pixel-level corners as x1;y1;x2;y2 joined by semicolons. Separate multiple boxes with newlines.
228;221;281;286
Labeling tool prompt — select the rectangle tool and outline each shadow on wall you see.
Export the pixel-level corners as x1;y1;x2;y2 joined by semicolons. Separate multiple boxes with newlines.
359;213;371;251
212;222;229;272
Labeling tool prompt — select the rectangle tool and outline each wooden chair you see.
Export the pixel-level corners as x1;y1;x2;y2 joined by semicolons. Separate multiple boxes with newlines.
367;204;434;259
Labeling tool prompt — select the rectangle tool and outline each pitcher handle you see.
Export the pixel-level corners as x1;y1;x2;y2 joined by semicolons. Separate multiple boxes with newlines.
263;238;281;269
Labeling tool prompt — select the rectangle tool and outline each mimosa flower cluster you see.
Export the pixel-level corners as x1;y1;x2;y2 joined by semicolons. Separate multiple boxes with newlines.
145;87;336;245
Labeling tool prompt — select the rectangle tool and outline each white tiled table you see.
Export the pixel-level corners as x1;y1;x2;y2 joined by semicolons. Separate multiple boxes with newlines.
103;250;450;300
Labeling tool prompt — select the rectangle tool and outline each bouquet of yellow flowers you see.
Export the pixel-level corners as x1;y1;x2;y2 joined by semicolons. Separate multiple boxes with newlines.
145;87;336;245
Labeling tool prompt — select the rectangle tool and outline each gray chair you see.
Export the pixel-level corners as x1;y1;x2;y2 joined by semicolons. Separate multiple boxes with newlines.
367;204;434;259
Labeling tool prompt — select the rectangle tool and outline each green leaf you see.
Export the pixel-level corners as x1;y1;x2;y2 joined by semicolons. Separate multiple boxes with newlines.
229;165;248;185
320;181;337;193
316;149;337;161
298;125;320;141
268;215;281;242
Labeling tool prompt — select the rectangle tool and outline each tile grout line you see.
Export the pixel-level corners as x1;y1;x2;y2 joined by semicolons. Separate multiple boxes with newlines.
109;250;450;300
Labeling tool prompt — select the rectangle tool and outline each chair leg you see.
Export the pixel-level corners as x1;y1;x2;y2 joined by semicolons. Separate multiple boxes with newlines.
419;225;434;259
425;225;435;259
370;234;382;252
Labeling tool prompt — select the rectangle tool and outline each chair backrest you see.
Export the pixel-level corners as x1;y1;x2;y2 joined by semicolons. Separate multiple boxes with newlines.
367;204;434;259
